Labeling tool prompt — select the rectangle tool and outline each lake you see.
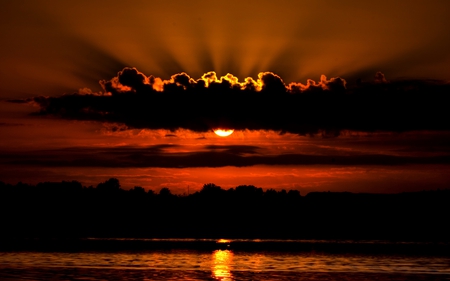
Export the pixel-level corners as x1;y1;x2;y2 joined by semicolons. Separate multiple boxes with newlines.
1;239;449;280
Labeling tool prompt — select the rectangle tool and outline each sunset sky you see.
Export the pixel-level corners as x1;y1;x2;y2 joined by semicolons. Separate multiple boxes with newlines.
1;0;450;194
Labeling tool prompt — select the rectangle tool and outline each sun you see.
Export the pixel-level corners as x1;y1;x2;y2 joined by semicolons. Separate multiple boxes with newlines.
213;129;234;137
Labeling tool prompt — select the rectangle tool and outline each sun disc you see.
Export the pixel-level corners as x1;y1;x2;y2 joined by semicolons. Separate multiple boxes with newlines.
214;129;234;137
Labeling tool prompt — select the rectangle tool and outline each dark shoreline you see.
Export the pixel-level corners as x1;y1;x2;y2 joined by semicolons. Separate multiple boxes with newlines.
1;238;450;256
1;180;449;244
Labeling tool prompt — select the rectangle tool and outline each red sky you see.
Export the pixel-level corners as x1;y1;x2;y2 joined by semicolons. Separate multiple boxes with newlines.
1;1;450;194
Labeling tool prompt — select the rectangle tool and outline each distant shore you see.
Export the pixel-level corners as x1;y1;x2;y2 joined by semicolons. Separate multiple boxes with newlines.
2;238;450;256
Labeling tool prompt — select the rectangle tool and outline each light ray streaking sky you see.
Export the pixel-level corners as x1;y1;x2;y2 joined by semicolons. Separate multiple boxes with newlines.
1;0;450;98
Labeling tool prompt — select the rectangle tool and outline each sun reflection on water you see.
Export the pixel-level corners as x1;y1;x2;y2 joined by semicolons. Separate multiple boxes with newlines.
212;250;234;280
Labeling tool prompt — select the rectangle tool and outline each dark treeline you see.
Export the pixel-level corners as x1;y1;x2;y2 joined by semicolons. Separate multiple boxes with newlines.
1;179;449;242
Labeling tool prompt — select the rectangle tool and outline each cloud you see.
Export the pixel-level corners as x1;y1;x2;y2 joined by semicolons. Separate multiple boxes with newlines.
0;122;27;127
25;67;450;135
1;144;449;169
100;67;306;94
6;99;30;104
374;71;388;83
288;75;347;93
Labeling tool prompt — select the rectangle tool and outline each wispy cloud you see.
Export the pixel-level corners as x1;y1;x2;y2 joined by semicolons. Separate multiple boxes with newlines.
1;144;449;168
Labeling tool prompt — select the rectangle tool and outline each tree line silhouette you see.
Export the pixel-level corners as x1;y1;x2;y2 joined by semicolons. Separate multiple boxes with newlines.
1;178;449;241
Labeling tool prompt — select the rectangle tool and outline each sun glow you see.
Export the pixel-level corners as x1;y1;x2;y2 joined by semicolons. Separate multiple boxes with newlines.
214;129;234;137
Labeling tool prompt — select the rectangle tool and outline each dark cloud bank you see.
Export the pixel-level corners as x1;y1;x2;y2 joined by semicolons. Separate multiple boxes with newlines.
27;67;450;135
1;144;449;168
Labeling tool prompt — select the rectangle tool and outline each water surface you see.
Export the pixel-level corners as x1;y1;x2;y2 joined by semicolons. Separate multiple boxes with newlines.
1;239;449;280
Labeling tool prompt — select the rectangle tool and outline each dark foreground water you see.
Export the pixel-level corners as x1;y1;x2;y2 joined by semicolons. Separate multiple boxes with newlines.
1;239;449;281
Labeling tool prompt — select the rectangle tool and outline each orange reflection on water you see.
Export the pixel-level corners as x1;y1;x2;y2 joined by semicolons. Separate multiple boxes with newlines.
212;250;233;281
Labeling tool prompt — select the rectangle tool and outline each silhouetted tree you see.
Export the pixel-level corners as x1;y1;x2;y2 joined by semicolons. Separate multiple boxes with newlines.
288;189;301;198
96;178;120;192
159;187;173;198
264;188;278;198
279;189;287;197
130;186;146;196
235;185;263;198
200;183;224;197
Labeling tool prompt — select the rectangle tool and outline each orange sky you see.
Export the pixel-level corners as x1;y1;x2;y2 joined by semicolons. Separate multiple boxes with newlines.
1;101;450;194
1;1;450;194
1;1;450;98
